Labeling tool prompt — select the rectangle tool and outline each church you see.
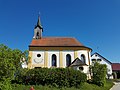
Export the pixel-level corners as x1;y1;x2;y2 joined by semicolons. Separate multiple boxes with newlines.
28;16;92;78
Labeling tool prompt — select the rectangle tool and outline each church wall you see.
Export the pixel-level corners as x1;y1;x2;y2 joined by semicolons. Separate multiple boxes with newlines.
29;50;91;69
88;51;92;65
62;51;75;67
28;51;33;69
31;51;45;68
77;50;90;65
47;51;60;68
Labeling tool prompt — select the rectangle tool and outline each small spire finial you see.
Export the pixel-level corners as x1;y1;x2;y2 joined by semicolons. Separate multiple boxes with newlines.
38;11;40;17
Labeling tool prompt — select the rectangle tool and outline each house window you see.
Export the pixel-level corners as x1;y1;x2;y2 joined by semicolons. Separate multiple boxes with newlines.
97;59;102;62
66;54;71;67
52;54;57;67
81;54;86;63
92;59;96;61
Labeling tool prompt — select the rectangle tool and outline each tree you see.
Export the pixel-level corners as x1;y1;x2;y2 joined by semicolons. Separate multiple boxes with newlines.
0;44;28;89
0;45;27;80
92;62;107;86
0;44;15;81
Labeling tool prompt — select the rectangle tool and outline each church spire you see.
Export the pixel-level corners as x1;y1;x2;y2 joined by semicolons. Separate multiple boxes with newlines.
37;15;42;29
33;14;43;39
34;13;43;30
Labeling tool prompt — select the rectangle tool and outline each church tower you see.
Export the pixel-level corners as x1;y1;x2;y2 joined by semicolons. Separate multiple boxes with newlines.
33;16;43;39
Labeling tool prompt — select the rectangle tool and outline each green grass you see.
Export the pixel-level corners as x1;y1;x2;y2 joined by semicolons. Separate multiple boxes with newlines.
12;80;114;90
79;80;114;90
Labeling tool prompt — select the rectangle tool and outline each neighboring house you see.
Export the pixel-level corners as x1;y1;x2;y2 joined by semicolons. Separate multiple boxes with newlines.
112;63;120;79
91;52;113;79
27;16;92;79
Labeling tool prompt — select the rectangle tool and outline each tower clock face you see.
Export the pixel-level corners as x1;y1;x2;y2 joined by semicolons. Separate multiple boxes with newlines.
34;58;43;63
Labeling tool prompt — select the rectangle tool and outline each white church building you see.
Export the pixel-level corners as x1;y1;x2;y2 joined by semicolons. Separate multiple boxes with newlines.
28;16;92;79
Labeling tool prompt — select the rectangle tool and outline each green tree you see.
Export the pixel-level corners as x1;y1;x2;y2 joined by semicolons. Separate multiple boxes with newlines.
92;62;107;86
0;44;16;90
0;44;15;80
0;44;28;89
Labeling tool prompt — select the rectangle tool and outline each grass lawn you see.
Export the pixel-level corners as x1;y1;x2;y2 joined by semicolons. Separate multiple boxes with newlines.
12;80;114;90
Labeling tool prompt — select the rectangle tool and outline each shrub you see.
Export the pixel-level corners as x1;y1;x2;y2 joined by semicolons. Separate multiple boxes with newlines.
15;68;87;88
92;62;107;86
0;78;12;90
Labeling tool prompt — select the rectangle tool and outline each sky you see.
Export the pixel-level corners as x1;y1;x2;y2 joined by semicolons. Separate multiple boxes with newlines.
0;0;120;63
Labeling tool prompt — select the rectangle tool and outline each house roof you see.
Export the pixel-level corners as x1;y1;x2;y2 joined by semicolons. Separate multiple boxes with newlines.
91;52;112;64
29;37;84;47
70;58;87;66
112;63;120;71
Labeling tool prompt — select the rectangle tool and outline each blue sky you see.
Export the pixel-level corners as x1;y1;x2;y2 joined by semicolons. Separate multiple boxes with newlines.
0;0;120;63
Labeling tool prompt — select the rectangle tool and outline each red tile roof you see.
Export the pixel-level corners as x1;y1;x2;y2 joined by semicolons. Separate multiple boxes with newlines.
29;37;84;47
112;63;120;71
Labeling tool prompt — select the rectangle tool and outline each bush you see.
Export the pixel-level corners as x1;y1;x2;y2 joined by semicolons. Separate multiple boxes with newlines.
0;78;12;90
92;62;107;86
15;68;87;88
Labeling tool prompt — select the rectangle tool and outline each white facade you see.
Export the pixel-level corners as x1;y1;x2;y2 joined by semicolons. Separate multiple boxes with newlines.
32;51;45;65
47;51;60;68
62;51;75;68
30;50;90;69
91;53;113;79
77;50;90;65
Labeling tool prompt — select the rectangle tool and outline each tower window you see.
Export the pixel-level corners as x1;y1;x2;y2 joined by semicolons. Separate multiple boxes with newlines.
36;32;39;39
37;32;39;36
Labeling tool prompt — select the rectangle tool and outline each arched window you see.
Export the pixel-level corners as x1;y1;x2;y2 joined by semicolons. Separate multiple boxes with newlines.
36;32;39;39
81;54;86;63
66;54;71;67
36;32;39;36
52;54;57;67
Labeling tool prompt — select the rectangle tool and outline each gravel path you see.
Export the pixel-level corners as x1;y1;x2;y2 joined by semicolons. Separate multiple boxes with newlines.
110;82;120;90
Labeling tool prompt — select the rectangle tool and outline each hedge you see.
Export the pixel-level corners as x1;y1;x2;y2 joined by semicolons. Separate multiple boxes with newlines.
15;68;87;88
